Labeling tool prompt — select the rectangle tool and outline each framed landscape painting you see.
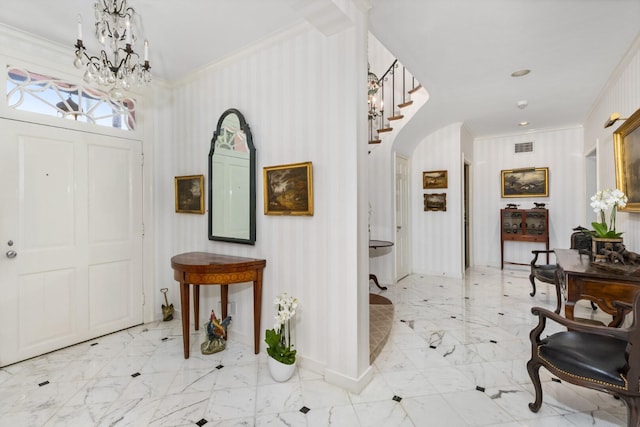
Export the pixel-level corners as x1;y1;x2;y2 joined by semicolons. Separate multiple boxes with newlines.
175;174;204;214
501;167;549;198
424;193;446;211
423;170;448;189
614;107;640;212
263;162;313;215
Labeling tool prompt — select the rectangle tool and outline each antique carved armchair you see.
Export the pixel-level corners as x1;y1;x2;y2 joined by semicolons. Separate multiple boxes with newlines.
529;226;592;297
527;276;640;426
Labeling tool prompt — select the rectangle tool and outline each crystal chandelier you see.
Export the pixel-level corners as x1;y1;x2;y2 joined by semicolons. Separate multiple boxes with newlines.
368;64;382;120
74;0;151;98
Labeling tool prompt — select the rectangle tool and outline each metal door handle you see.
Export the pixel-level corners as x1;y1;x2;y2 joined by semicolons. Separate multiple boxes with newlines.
6;250;17;259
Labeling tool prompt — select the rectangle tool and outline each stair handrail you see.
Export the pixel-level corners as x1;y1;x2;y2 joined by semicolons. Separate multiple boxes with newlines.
369;59;421;144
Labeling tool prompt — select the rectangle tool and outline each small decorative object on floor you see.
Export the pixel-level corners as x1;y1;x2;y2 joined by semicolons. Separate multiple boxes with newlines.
589;188;627;262
160;288;174;321
265;292;298;382
201;310;232;355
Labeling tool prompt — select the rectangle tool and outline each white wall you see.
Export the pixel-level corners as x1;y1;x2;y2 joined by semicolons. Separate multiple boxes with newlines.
473;127;584;269
584;35;640;254
411;123;464;277
153;12;373;390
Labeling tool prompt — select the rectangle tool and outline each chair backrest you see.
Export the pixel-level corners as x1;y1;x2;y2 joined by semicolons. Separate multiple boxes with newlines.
625;292;640;392
570;226;592;251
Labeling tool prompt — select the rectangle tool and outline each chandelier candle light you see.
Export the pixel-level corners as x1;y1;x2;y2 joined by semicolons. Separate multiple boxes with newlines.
74;0;151;98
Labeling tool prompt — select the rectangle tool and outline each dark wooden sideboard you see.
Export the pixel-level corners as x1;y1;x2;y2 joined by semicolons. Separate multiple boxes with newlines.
500;208;549;268
555;248;640;325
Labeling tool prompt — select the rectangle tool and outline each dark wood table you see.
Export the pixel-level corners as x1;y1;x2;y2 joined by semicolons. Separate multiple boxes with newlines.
369;240;393;290
171;252;266;358
555;248;640;326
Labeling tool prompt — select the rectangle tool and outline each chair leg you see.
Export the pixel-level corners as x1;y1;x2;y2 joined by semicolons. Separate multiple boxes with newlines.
622;396;640;427
529;274;536;297
526;359;543;412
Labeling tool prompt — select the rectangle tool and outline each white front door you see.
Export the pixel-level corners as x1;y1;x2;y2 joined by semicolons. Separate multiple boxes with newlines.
395;155;410;280
0;119;143;366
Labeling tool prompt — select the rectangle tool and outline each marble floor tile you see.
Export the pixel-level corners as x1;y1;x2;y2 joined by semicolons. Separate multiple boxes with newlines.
0;267;628;426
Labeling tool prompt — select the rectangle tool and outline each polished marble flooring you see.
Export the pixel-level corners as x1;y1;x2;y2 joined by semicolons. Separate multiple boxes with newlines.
0;267;629;426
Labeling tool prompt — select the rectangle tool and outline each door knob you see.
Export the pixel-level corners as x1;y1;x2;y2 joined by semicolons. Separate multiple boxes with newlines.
6;250;17;259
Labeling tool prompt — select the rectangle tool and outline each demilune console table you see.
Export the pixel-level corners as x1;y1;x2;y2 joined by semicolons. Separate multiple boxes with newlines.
171;252;266;359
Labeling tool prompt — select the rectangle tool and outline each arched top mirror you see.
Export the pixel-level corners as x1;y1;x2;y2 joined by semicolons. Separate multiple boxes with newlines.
208;108;256;244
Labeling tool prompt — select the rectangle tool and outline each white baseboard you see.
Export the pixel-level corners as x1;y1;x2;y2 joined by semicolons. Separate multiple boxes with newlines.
323;365;374;394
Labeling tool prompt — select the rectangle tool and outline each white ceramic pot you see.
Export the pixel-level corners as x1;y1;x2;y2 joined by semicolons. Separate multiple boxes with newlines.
267;356;296;382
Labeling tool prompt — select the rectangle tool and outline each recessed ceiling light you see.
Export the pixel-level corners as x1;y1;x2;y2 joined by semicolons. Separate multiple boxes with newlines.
511;69;530;77
518;121;529;127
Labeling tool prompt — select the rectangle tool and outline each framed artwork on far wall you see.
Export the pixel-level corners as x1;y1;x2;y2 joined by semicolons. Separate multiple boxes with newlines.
175;174;204;214
614;106;640;212
424;193;446;211
263;162;314;215
501;167;549;198
423;170;448;189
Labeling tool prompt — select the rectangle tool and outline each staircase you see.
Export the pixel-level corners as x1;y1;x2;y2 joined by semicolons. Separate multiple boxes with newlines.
367;58;428;293
368;60;426;147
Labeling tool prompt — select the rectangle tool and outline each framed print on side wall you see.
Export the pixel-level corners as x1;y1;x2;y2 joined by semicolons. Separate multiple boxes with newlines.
423;170;448;189
263;162;313;215
424;193;446;211
614;107;640;212
501;167;549;198
175;174;204;214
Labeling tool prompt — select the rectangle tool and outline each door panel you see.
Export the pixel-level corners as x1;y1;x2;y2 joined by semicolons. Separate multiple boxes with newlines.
19;269;75;350
0;119;143;366
396;156;410;280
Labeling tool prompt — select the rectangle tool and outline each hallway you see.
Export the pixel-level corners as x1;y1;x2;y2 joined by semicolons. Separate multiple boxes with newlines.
0;267;626;426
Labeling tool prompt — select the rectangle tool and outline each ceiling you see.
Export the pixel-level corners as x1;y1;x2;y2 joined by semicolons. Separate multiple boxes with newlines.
2;0;640;139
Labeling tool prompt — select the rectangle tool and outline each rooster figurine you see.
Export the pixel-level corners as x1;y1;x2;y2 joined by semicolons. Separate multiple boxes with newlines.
201;310;232;355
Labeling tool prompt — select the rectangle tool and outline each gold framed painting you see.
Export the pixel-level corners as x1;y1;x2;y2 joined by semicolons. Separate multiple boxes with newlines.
614;107;640;212
423;170;448;189
424;193;446;211
501;167;549;198
175;175;204;214
263;162;313;216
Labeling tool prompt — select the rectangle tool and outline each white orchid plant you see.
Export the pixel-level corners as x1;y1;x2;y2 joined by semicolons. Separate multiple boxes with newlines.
590;188;628;238
265;292;298;365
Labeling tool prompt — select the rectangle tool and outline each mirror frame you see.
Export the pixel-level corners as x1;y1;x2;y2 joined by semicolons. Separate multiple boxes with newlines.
208;108;256;245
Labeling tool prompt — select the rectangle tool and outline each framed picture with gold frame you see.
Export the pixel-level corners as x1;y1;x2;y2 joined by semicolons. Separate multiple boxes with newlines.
501;167;549;198
423;170;448;189
175;175;204;214
263;162;313;215
614;107;640;212
424;193;446;211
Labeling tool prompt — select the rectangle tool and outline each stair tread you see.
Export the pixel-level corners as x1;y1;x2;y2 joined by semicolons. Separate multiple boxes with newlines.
408;84;423;95
369;139;382;144
377;127;393;133
398;100;413;108
388;115;404;121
